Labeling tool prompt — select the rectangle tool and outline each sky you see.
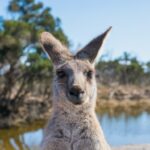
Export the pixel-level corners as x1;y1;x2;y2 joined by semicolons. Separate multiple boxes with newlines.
0;0;150;62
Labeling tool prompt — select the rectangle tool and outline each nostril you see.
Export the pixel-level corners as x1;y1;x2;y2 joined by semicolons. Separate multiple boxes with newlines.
80;90;84;94
69;90;75;96
69;89;78;97
69;87;84;97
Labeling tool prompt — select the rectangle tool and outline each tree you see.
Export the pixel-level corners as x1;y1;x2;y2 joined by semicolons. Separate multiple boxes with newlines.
146;61;150;73
117;52;131;84
125;57;144;84
96;52;146;85
0;0;69;103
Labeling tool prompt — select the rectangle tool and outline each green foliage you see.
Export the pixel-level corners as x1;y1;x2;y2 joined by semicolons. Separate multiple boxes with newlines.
0;0;69;101
8;0;69;45
146;62;150;73
96;52;147;85
26;53;52;73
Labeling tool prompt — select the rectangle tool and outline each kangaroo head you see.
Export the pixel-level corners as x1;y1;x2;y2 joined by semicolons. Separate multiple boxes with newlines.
40;27;111;107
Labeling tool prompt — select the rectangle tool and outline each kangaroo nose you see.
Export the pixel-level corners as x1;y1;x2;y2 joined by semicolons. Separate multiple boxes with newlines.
69;86;84;98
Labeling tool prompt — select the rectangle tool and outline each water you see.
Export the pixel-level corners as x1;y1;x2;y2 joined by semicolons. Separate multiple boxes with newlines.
99;112;150;146
0;112;150;150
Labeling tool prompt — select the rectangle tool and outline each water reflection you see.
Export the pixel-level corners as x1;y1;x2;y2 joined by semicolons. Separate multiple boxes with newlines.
0;121;45;150
0;112;150;150
99;112;150;146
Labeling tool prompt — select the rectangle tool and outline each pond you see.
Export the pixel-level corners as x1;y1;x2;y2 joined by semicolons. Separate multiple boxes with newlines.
0;112;150;150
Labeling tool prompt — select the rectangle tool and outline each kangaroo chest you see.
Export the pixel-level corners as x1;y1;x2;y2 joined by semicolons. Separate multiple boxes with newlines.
51;122;102;150
42;111;110;150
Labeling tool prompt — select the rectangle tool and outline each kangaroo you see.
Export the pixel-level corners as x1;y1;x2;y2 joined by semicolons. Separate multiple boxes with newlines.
40;27;112;150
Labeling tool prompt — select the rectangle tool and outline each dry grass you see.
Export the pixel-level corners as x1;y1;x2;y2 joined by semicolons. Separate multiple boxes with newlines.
96;84;150;116
97;84;150;100
96;99;150;116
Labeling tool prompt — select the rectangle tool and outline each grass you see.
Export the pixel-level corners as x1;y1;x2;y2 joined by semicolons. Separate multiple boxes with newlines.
96;99;150;116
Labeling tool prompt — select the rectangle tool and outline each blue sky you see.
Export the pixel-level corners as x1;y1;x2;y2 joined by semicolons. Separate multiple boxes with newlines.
0;0;150;62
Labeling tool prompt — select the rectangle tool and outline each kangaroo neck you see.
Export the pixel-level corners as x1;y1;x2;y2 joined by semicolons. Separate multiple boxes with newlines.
52;101;96;119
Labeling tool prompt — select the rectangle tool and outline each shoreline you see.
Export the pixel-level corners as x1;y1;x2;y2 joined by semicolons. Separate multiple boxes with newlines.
113;144;150;150
96;99;150;116
0;98;150;128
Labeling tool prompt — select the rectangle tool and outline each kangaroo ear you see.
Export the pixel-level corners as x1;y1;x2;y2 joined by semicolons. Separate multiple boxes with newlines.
40;32;72;66
76;27;112;64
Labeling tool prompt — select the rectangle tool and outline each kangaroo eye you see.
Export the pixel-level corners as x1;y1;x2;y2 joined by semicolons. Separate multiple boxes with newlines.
57;70;66;78
84;70;93;79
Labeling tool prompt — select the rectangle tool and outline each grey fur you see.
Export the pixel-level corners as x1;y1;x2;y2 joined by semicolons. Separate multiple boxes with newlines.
40;27;112;150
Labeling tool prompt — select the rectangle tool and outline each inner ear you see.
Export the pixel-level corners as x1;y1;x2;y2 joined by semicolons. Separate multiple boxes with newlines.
76;27;112;64
40;32;73;66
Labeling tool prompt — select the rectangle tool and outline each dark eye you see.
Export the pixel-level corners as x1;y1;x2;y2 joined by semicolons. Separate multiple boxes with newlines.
84;70;93;79
56;70;66;78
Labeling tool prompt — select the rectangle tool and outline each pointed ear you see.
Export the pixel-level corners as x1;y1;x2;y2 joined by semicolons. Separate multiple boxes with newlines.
76;26;112;63
40;32;72;66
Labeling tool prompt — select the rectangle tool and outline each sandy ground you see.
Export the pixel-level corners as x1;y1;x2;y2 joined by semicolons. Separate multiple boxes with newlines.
113;144;150;150
30;144;150;150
